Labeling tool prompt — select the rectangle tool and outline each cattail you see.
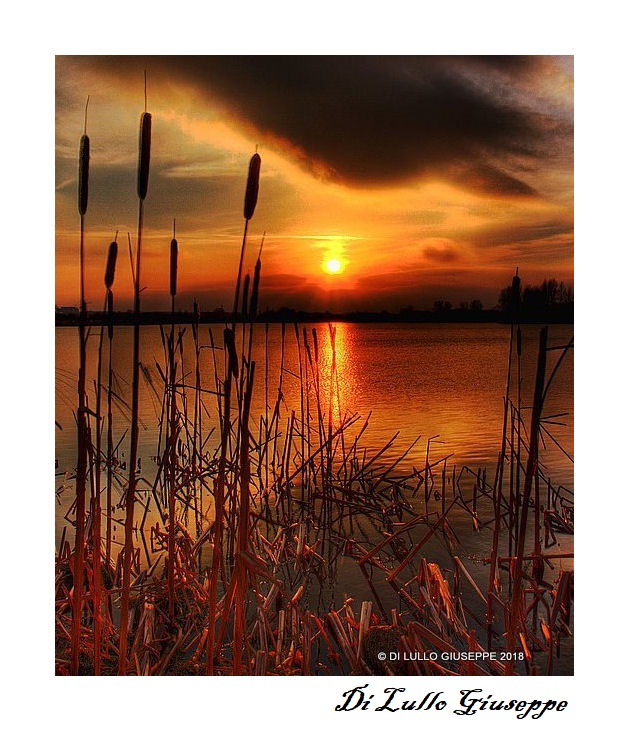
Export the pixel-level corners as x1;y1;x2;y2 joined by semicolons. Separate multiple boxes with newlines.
78;134;89;216
119;91;151;675
516;326;522;358
243;152;261;220
104;241;118;290
106;290;114;340
241;273;250;318
137;112;152;201
249;256;261;321
170;237;178;297
224;327;239;378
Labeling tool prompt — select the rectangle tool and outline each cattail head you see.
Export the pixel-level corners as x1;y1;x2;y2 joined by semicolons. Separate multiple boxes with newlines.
170;238;178;298
104;241;118;290
241;273;250;320
516;326;522;357
78;134;90;216
249;256;261;321
137;112;152;201
107;289;114;340
224;327;239;378
243;152;261;220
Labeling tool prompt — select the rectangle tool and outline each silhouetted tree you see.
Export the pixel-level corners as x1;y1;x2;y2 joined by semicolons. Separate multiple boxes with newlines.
499;276;572;321
433;300;453;314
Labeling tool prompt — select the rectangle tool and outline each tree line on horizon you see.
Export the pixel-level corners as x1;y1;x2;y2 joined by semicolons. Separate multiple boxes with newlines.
56;277;573;323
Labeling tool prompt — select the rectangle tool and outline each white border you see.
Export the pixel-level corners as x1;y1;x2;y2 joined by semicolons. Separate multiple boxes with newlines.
3;1;626;727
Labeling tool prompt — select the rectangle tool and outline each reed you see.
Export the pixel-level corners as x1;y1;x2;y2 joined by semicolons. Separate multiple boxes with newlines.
118;89;152;674
232;152;261;322
167;225;178;618
487;268;519;650
89;242;113;674
70;99;90;676
507;325;548;671
104;241;117;568
170;229;178;299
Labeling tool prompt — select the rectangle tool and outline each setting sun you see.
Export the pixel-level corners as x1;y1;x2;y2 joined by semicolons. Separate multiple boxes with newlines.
323;258;344;275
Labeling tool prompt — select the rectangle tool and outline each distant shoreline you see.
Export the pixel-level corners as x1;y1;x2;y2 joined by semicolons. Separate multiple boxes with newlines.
55;308;574;327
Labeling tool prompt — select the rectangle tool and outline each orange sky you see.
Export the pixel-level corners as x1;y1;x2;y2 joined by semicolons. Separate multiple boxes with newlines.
55;56;573;312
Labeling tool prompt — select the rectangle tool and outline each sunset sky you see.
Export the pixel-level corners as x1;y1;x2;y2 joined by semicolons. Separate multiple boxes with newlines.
55;55;573;313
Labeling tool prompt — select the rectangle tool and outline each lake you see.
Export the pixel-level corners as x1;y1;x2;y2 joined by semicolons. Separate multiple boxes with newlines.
55;321;574;673
56;321;573;479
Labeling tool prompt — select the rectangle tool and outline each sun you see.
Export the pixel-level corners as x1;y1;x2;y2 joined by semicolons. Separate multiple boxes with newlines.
323;258;344;275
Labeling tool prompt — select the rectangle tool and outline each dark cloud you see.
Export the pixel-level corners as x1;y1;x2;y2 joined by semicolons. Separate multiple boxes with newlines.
445;162;537;197
464;219;574;248
76;55;570;196
423;245;461;263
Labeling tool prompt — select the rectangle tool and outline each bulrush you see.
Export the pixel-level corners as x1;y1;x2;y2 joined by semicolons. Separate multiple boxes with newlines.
78;134;89;217
244;152;261;221
92;235;119;675
71;97;91;676
167;221;178;618
119;77;152;675
106;290;114;339
170;236;178;298
233;152;262;320
104;237;117;572
249;254;262;321
104;240;118;290
137;112;152;201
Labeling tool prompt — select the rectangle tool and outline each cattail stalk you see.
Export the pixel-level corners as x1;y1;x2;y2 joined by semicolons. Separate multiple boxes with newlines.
99;240;118;584
105;287;115;565
233;361;255;673
208;153;260;673
118;98;151;675
192;297;203;544
71;99;90;676
91;303;106;673
91;238;115;675
167;225;178;619
104;237;117;568
206;328;233;674
487;268;519;650
507;326;548;672
103;238;118;572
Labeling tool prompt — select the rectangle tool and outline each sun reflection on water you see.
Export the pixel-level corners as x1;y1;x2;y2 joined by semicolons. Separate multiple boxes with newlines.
315;322;357;427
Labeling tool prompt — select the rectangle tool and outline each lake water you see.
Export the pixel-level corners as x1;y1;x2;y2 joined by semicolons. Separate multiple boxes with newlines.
56;321;573;490
55;321;574;673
